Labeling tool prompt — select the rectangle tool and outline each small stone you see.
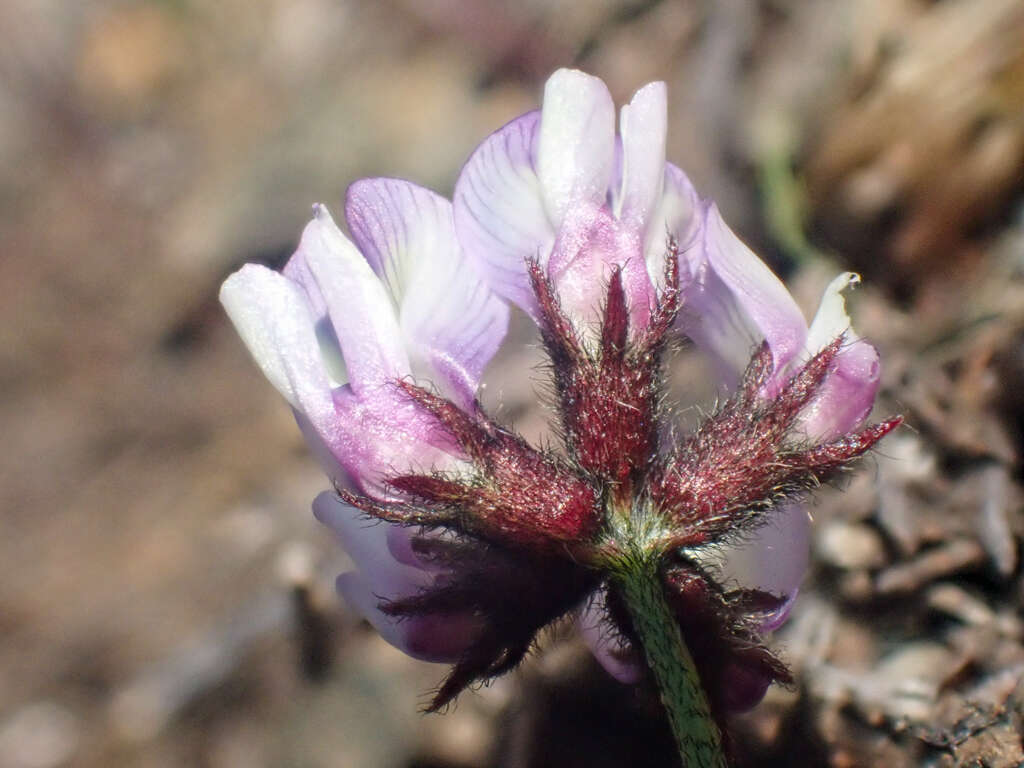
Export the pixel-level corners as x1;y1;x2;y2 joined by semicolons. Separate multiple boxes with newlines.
0;702;79;768
876;539;986;595
927;583;996;626
817;522;887;570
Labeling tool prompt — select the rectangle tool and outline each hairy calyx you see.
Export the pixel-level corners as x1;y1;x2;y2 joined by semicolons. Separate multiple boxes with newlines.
338;246;900;720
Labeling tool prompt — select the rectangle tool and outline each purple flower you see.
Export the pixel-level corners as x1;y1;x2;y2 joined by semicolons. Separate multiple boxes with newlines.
220;179;508;661
450;69;882;701
221;68;895;721
454;69;699;340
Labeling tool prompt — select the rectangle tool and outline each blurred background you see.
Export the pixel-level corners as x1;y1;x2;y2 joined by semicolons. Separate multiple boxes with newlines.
2;0;1024;766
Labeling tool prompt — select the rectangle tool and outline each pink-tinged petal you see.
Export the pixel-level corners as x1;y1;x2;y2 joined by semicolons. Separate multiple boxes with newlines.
679;203;807;383
383;526;458;573
645;163;701;286
298;205;410;394
703;502;810;606
385;525;423;568
615;81;668;234
453;110;553;317
537;69;616;225
578;593;643;684
799;338;881;442
346;178;509;408
219;265;337;433
294;410;353;489
547;204;653;336
328;383;464;497
797;272;880;440
336;572;479;663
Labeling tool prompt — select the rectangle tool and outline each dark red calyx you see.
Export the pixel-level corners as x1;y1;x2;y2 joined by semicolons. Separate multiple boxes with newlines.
383;538;598;711
651;337;902;549
527;245;682;494
357;381;603;552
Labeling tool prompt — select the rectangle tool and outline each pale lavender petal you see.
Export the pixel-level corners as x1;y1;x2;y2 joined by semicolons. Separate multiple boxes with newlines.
579;592;643;684
537;69;616;225
759;589;798;633
294;410;353;489
799;339;880;442
313;492;427;594
797;272;881;440
707;502;811;604
282;237;348;386
644;163;701;287
615;81;668;234
346;178;509;408
298;205;410;394
336;572;479;663
679;203;807;383
453;110;553;317
219;265;338;436
315;492;479;663
547;203;653;335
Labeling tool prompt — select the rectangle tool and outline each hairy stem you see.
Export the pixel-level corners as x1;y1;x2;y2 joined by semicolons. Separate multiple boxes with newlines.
616;554;727;768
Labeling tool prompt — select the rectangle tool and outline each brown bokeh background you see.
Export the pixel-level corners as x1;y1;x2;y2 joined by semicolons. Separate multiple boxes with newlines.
2;1;1024;766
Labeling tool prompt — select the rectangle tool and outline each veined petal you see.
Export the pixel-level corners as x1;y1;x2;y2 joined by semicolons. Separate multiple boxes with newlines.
219;265;337;434
537;69;616;225
453;110;553;316
615;81;668;234
680;203;806;383
298;205;410;394
346;178;509;408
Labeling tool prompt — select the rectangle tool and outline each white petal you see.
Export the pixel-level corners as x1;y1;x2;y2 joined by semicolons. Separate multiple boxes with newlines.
616;81;668;233
452;110;554;316
537;69;616;225
298;205;410;394
219;265;336;430
804;272;860;356
346;179;509;407
679;203;807;383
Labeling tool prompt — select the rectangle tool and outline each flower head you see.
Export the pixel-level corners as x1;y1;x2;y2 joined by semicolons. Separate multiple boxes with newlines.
221;68;899;730
220;179;508;660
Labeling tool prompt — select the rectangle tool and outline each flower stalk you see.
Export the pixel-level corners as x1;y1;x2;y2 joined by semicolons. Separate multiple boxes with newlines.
615;551;727;768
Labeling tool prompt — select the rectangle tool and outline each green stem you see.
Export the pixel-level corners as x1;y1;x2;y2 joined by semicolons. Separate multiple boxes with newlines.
616;554;727;768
